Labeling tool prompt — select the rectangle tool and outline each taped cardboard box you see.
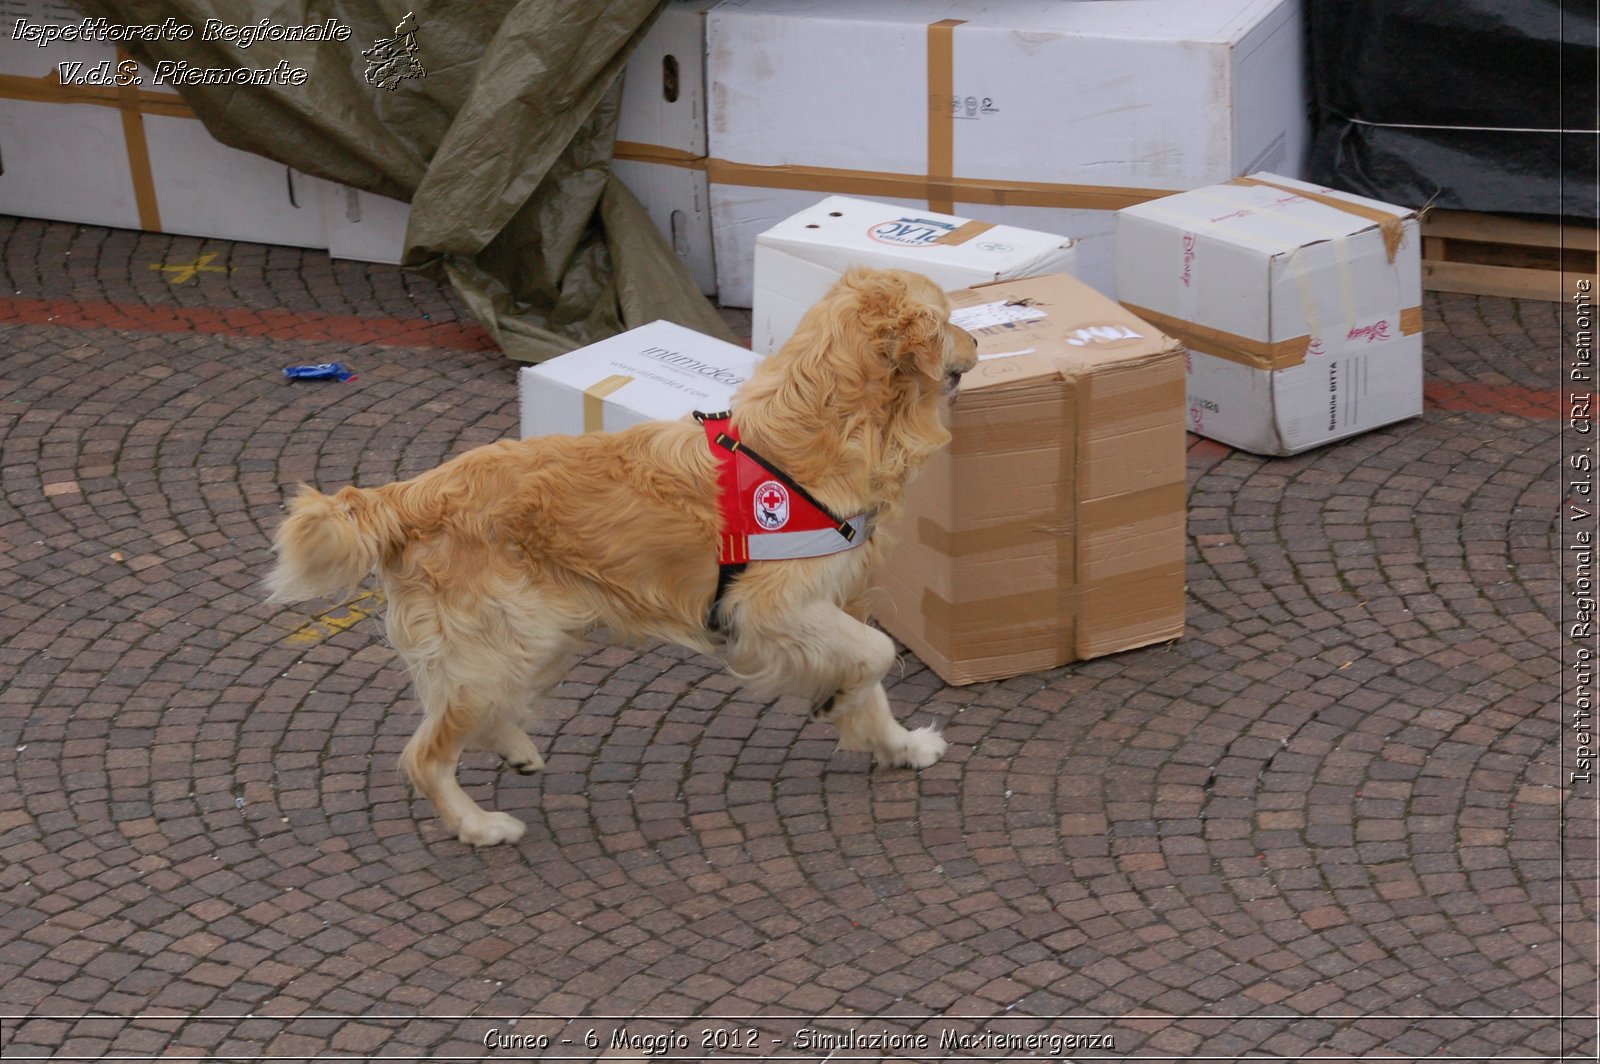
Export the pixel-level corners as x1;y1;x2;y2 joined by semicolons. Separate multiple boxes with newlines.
707;0;1308;306
751;194;1075;354
874;273;1187;686
0;25;328;249
1116;172;1423;456
613;0;718;295
519;319;758;437
320;183;412;266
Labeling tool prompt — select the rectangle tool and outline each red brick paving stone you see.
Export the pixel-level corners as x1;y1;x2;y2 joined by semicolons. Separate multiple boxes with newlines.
0;217;1588;1058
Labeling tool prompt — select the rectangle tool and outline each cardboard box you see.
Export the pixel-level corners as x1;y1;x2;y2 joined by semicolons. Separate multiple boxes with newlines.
1116;172;1423;455
321;184;412;266
612;157;716;296
707;0;1308;306
613;0;718;295
751;194;1075;354
617;0;713;157
874;273;1187;686
0;0;708;274
518;319;759;437
0;0;346;253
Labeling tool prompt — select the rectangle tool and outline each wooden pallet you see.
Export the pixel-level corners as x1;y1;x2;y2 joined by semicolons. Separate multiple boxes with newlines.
1422;209;1598;301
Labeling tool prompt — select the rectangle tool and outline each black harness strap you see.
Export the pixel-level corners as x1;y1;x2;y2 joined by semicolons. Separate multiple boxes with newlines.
708;561;746;635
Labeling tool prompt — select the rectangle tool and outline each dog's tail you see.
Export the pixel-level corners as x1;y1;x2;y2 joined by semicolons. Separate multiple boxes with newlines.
265;484;405;604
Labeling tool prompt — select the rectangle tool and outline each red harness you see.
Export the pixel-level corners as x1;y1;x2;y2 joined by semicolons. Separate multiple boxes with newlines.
695;411;873;628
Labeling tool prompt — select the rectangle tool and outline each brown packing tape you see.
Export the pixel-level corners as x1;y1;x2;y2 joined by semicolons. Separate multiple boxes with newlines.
921;584;1061;657
1079;482;1187;535
114;51;161;233
0;58;193;234
582;374;633;433
934;220;995;246
704;158;1179;212
0;70;196;119
925;19;964;214
1231;175;1408;263
612;141;708;170
1400;305;1423;335
1121;301;1311;371
917;514;1066;557
918;561;1182;662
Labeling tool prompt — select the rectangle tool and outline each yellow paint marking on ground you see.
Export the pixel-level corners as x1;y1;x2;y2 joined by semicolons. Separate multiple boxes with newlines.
149;252;229;284
285;590;386;646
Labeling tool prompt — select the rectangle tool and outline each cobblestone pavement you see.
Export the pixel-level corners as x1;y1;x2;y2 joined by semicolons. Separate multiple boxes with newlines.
0;215;1592;1062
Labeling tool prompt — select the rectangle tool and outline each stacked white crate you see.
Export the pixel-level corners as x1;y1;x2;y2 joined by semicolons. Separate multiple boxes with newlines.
706;0;1309;306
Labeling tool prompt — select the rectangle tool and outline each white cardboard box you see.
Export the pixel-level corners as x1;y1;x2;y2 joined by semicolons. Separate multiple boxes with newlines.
0;0;711;273
613;0;718;295
320;183;412;266
707;0;1307;306
751;195;1075;354
0;0;328;249
612;157;716;296
617;0;714;156
518;319;759;437
1116;172;1423;456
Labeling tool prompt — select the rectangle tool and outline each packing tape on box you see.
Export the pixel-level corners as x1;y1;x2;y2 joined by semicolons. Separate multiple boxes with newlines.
917;482;1183;556
934;220;995;246
1229;175;1408;263
919;557;1181;663
704;159;1178;213
612;141;708;170
1122;300;1423;371
0;54;189;232
926;18;964;214
582;374;634;433
1121;302;1312;371
924;375;1080;666
707;16;1181;217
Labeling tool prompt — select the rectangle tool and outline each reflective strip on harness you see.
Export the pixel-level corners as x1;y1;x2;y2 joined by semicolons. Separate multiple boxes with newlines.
747;511;875;560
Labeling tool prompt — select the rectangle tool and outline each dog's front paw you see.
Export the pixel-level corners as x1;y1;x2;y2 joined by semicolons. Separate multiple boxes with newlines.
886;726;947;770
457;811;527;847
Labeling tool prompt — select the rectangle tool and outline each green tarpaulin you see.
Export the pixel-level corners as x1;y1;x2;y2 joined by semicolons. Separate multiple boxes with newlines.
71;0;734;360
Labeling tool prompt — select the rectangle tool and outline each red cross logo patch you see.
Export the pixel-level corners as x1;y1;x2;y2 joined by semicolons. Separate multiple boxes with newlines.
753;480;790;530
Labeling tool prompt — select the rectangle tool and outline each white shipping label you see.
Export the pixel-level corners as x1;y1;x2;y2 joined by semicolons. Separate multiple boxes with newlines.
949;300;1048;332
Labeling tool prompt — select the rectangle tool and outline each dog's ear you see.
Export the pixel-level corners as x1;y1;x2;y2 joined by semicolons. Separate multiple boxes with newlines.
891;290;951;383
846;268;949;382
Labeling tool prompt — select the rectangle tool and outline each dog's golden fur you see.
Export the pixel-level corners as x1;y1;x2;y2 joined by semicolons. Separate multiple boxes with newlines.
266;267;978;846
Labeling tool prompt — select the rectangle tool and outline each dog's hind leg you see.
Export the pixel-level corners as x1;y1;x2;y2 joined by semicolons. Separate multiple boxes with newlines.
399;687;527;847
400;697;524;844
470;649;575;775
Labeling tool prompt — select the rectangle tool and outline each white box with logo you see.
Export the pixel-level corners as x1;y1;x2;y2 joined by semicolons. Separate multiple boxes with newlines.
1116;172;1423;456
518;319;760;437
707;0;1307;305
751;195;1075;354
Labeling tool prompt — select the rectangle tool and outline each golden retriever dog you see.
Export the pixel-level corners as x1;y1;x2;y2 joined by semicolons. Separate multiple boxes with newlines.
266;267;978;846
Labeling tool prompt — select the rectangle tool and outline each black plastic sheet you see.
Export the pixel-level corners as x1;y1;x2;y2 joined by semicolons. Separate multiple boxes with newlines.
1307;0;1598;220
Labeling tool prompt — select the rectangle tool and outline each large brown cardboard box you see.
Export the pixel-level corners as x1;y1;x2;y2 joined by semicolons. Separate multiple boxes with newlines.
874;274;1187;685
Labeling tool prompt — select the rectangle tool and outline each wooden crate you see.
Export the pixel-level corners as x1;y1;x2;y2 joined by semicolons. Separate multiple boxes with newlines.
1422;210;1598;301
